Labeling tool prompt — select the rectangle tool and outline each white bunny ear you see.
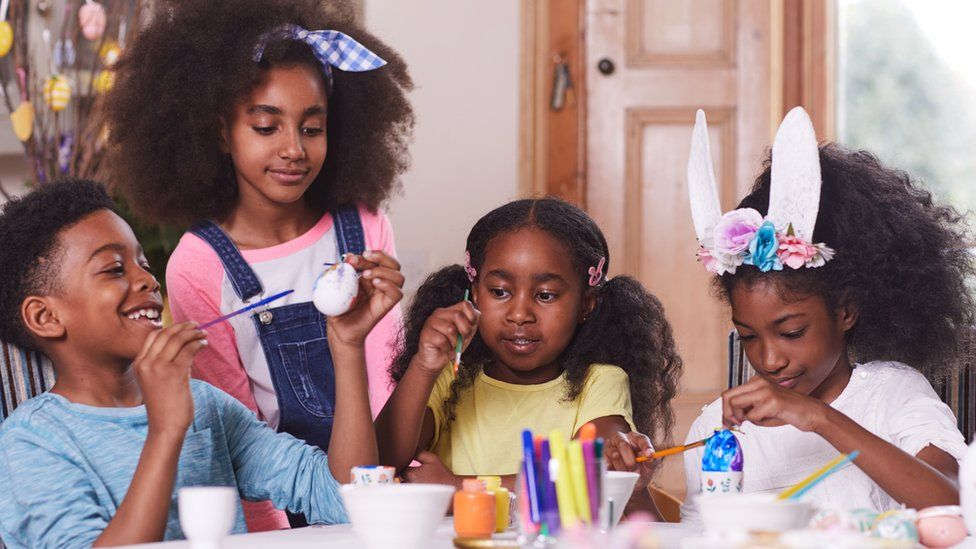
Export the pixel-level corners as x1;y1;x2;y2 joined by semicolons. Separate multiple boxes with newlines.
768;107;822;241
687;109;722;243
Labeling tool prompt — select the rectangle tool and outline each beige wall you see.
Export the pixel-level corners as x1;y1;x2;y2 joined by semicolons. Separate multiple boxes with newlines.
365;0;522;296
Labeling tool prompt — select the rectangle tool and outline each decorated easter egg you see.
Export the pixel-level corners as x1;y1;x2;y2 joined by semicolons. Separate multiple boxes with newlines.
100;42;120;66
10;102;34;141
871;510;919;543
916;506;967;548
848;508;880;532
43;76;71;112
94;70;114;93
53;39;76;68
312;262;359;316
810;508;861;533
0;21;12;57
79;1;107;41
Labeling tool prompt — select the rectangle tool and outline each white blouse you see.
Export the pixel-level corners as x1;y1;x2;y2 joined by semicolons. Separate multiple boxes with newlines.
680;361;968;526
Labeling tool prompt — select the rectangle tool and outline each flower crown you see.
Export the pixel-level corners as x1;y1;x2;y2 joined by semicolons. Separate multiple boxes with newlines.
688;107;835;276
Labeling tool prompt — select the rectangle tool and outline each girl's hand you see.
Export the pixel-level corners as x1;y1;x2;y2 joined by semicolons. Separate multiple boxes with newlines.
402;451;462;488
132;322;208;435
605;431;655;473
327;251;405;347
414;301;480;374
722;376;829;432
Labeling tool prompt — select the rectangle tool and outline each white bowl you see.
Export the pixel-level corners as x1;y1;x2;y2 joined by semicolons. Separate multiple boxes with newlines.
340;483;453;549
698;493;813;533
603;471;640;527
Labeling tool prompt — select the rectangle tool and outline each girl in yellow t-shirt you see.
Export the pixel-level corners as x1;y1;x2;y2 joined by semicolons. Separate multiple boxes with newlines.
375;198;682;514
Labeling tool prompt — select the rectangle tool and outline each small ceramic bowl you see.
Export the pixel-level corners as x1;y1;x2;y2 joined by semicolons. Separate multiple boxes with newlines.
340;483;453;549
698;493;814;533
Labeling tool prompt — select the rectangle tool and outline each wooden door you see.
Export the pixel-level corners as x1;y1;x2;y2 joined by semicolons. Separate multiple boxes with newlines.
585;0;775;498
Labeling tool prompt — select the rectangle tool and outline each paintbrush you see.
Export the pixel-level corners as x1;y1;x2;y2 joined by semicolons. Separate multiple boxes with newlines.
199;289;294;330
451;289;470;377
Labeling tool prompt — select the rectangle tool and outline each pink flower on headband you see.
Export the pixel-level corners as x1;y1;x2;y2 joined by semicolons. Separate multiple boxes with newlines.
588;257;606;286
697;246;741;275
713;208;763;256
777;235;817;269
464;251;477;282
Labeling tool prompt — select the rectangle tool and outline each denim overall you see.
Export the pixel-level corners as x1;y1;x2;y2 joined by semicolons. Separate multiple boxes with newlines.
189;208;365;452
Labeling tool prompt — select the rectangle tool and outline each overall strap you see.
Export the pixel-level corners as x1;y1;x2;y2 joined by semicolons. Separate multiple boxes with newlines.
332;206;366;256
188;221;264;301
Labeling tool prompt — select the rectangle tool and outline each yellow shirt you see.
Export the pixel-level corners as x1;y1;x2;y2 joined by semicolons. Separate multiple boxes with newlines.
426;364;635;476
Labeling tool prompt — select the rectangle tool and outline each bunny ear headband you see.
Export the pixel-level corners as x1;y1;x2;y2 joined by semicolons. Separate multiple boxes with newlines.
688;107;835;275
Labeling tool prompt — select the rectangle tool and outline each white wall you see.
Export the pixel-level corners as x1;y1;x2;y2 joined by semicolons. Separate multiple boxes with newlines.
365;0;522;295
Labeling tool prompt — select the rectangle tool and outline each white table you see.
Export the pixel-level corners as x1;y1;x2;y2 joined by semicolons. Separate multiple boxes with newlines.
121;520;698;548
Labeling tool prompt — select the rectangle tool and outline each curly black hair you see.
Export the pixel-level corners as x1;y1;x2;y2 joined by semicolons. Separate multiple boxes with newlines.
390;198;683;449
100;0;414;225
0;179;116;351
718;144;976;375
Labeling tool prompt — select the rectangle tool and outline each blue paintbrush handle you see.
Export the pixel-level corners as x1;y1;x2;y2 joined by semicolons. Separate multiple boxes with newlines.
199;289;295;330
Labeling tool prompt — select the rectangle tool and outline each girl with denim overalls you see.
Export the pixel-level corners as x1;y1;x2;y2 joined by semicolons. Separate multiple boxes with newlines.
101;0;414;532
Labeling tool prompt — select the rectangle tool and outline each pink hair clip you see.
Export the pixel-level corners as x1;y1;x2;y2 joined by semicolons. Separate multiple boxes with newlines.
464;251;477;283
588;256;606;286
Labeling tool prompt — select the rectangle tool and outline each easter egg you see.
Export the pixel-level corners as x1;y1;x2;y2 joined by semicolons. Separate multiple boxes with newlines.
871;510;919;543
0;21;12;57
312;262;359;316
79;1;107;41
916;506;967;548
94;70;114;93
43;76;71;112
100;42;120;66
10;102;34;141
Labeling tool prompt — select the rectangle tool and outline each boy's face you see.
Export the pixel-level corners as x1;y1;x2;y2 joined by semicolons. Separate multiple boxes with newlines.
28;209;163;364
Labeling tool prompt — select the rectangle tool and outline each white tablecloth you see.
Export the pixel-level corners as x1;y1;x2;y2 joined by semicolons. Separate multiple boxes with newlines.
119;520;698;548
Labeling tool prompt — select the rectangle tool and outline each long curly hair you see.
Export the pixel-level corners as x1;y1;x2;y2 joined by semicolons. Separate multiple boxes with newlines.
390;198;683;449
718;144;976;375
100;0;414;225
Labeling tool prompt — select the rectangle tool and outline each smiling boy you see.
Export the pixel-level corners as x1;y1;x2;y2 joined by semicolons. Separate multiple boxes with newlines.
0;179;403;547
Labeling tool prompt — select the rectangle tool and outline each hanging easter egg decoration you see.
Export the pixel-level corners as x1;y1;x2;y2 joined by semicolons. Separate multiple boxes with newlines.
36;0;51;16
10;68;33;142
43;75;71;112
0;22;12;57
11;102;33;141
0;0;11;57
312;262;360;316
53;39;76;69
101;43;121;66
79;1;106;41
94;70;114;93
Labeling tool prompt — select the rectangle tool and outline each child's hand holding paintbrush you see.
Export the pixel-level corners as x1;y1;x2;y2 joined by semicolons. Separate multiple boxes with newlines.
411;293;480;377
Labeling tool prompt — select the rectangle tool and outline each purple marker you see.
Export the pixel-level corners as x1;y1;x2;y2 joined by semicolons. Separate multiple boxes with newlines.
538;439;560;533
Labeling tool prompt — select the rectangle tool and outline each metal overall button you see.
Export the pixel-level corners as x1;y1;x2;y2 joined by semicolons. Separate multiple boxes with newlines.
258;310;274;325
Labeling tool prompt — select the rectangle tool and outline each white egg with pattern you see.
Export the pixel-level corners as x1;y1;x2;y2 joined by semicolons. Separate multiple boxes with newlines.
313;262;359;316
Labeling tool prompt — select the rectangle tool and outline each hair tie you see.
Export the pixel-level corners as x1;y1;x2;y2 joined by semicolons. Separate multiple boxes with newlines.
588;256;606;287
252;24;387;89
464;251;477;283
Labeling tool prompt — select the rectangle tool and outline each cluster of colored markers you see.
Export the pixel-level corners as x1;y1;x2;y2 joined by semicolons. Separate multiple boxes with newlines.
516;423;605;537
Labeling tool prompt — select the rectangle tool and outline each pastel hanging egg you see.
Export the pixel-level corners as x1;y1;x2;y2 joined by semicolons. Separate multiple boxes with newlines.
10;102;34;141
99;42;120;66
94;70;114;93
312;262;359;316
79;1;107;41
43;76;71;112
53;39;77;68
0;22;12;57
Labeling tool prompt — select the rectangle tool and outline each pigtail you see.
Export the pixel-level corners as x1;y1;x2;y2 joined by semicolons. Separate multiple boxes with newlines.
389;265;491;427
561;275;682;449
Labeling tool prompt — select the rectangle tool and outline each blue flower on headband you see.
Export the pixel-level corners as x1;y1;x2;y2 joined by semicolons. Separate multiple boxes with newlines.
743;221;783;272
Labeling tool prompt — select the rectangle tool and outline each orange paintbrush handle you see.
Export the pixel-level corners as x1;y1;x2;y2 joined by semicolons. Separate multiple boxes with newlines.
635;437;709;463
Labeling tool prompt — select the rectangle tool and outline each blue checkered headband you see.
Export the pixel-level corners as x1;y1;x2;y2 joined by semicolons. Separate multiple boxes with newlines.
252;24;387;87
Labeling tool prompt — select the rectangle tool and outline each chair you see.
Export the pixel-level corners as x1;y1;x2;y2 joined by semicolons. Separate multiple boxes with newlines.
648;485;683;523
0;341;54;548
727;330;976;443
0;341;55;423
